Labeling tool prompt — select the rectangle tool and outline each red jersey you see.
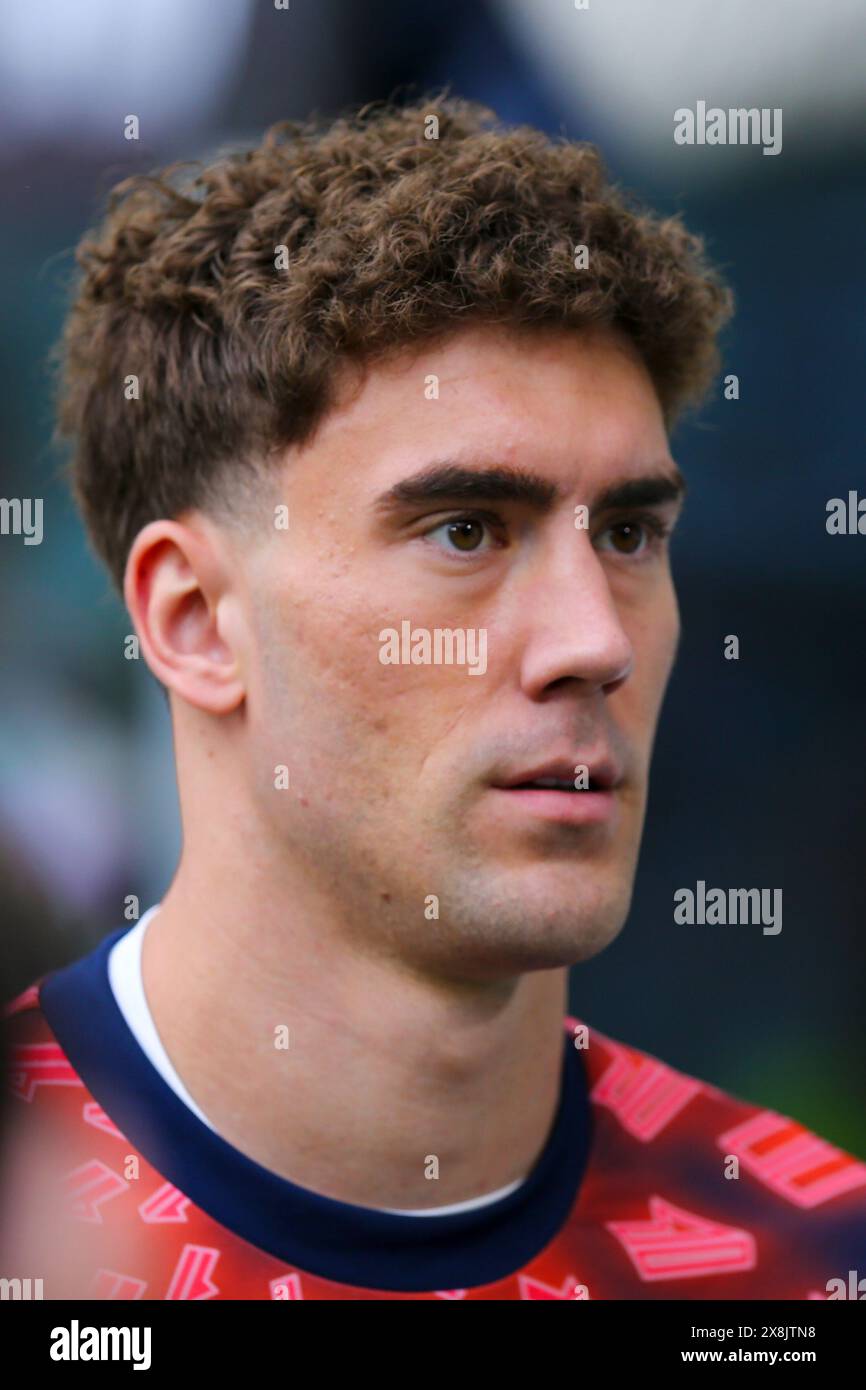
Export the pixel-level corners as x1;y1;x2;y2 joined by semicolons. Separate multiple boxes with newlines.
3;925;865;1300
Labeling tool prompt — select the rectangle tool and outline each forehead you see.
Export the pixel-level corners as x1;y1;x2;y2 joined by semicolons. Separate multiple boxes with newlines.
291;323;672;499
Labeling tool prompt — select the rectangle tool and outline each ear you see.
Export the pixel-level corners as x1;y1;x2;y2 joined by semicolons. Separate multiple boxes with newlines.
123;517;246;714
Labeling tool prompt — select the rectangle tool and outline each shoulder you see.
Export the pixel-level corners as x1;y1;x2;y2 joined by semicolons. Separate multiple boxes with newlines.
3;978;86;1107
565;1015;866;1290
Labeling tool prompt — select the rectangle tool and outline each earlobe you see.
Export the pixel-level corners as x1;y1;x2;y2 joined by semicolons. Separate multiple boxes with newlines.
123;519;246;714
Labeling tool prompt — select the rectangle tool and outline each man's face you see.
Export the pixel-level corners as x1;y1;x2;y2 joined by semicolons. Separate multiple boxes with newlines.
233;324;683;980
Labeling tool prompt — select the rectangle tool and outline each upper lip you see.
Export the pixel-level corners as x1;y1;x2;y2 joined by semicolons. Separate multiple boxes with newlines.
493;755;623;792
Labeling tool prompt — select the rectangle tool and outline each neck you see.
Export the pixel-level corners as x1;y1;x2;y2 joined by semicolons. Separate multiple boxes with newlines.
142;856;569;1210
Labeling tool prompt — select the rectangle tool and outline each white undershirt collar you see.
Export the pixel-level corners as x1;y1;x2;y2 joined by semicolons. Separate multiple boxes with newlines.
107;905;526;1217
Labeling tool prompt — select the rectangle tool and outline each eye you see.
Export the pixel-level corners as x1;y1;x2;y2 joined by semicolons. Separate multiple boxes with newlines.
423;514;502;556
596;515;670;558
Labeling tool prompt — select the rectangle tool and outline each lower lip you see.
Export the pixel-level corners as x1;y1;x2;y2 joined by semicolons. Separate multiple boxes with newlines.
491;787;617;825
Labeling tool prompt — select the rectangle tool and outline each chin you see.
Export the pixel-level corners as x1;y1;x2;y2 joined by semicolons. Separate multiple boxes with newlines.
514;902;628;969
429;883;631;979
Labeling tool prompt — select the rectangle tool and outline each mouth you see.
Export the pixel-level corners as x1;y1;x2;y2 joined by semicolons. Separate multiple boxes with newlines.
490;756;622;825
495;756;621;793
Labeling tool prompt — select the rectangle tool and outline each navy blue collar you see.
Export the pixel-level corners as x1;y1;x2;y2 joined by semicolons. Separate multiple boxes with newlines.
40;926;591;1293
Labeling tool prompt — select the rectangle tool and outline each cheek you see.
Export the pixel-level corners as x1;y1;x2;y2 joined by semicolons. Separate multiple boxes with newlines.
662;582;681;674
621;583;679;724
646;596;679;719
249;579;457;791
652;582;680;673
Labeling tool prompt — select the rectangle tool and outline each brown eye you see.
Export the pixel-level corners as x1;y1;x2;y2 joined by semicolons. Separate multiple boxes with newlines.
608;522;645;555
446;519;486;551
423;513;504;560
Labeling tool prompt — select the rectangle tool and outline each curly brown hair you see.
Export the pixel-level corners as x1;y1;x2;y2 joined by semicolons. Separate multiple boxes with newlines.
56;93;733;590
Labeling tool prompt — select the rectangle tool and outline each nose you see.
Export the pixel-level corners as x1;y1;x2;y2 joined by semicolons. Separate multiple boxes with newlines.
516;535;634;699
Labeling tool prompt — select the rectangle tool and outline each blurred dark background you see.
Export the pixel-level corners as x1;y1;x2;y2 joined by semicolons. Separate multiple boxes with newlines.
1;0;864;1152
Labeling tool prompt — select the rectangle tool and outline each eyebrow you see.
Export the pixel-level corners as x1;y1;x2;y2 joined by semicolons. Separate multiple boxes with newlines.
374;460;687;516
